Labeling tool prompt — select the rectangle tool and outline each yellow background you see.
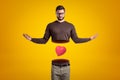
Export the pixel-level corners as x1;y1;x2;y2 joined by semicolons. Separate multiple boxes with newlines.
0;0;120;80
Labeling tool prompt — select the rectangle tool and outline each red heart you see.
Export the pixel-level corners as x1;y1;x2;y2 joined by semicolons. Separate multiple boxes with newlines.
55;46;66;56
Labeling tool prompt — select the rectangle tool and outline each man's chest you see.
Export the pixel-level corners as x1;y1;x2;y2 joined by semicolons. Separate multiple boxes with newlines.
49;25;72;34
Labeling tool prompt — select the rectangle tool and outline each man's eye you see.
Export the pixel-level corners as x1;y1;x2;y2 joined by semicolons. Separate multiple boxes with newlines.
57;13;64;15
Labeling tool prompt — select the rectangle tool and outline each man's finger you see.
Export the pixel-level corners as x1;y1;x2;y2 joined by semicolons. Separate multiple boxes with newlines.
23;34;26;37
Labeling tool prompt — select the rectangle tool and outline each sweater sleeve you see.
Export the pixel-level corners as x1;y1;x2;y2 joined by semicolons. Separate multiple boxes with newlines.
71;25;91;43
31;24;51;44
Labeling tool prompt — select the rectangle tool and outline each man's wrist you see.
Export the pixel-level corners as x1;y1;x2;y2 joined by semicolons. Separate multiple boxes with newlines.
90;37;92;40
30;38;32;41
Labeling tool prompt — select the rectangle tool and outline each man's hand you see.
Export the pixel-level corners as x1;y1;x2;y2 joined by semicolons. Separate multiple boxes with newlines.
23;34;32;41
90;33;98;40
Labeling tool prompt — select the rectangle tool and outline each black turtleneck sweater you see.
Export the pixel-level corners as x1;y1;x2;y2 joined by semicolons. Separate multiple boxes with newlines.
31;21;91;44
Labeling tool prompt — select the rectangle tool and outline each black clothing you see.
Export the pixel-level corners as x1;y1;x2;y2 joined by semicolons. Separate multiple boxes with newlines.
31;21;91;44
52;59;70;67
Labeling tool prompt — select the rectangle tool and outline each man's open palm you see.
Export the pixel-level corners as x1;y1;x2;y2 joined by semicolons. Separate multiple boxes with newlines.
23;34;32;41
90;33;98;40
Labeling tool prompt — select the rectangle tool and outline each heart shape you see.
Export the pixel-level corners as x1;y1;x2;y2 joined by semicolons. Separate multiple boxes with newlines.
55;46;66;56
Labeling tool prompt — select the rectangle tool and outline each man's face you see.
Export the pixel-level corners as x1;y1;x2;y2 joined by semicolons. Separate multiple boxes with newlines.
56;9;65;21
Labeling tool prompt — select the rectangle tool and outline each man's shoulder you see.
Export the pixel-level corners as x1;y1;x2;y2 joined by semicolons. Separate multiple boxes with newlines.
64;21;74;25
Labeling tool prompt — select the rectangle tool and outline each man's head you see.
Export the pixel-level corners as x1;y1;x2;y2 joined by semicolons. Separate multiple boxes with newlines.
56;5;65;21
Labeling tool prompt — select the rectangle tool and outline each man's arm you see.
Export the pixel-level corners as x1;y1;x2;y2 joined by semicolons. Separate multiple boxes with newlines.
71;25;97;43
23;24;51;44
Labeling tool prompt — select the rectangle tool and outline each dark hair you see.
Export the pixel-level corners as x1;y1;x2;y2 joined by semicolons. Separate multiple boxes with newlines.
56;5;65;12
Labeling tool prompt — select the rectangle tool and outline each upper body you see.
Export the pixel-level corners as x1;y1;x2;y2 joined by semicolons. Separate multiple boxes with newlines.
23;5;98;44
31;20;91;44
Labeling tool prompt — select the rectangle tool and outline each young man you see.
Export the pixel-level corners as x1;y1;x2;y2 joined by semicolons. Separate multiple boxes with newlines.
23;5;98;80
23;5;97;44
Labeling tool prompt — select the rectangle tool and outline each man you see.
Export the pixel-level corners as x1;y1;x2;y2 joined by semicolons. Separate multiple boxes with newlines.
23;5;98;80
23;6;97;44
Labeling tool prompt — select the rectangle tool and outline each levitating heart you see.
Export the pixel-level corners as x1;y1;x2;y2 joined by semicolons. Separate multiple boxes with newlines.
55;46;66;56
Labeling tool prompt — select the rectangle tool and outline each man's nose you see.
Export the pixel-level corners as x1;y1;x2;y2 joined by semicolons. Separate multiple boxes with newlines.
59;14;63;17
